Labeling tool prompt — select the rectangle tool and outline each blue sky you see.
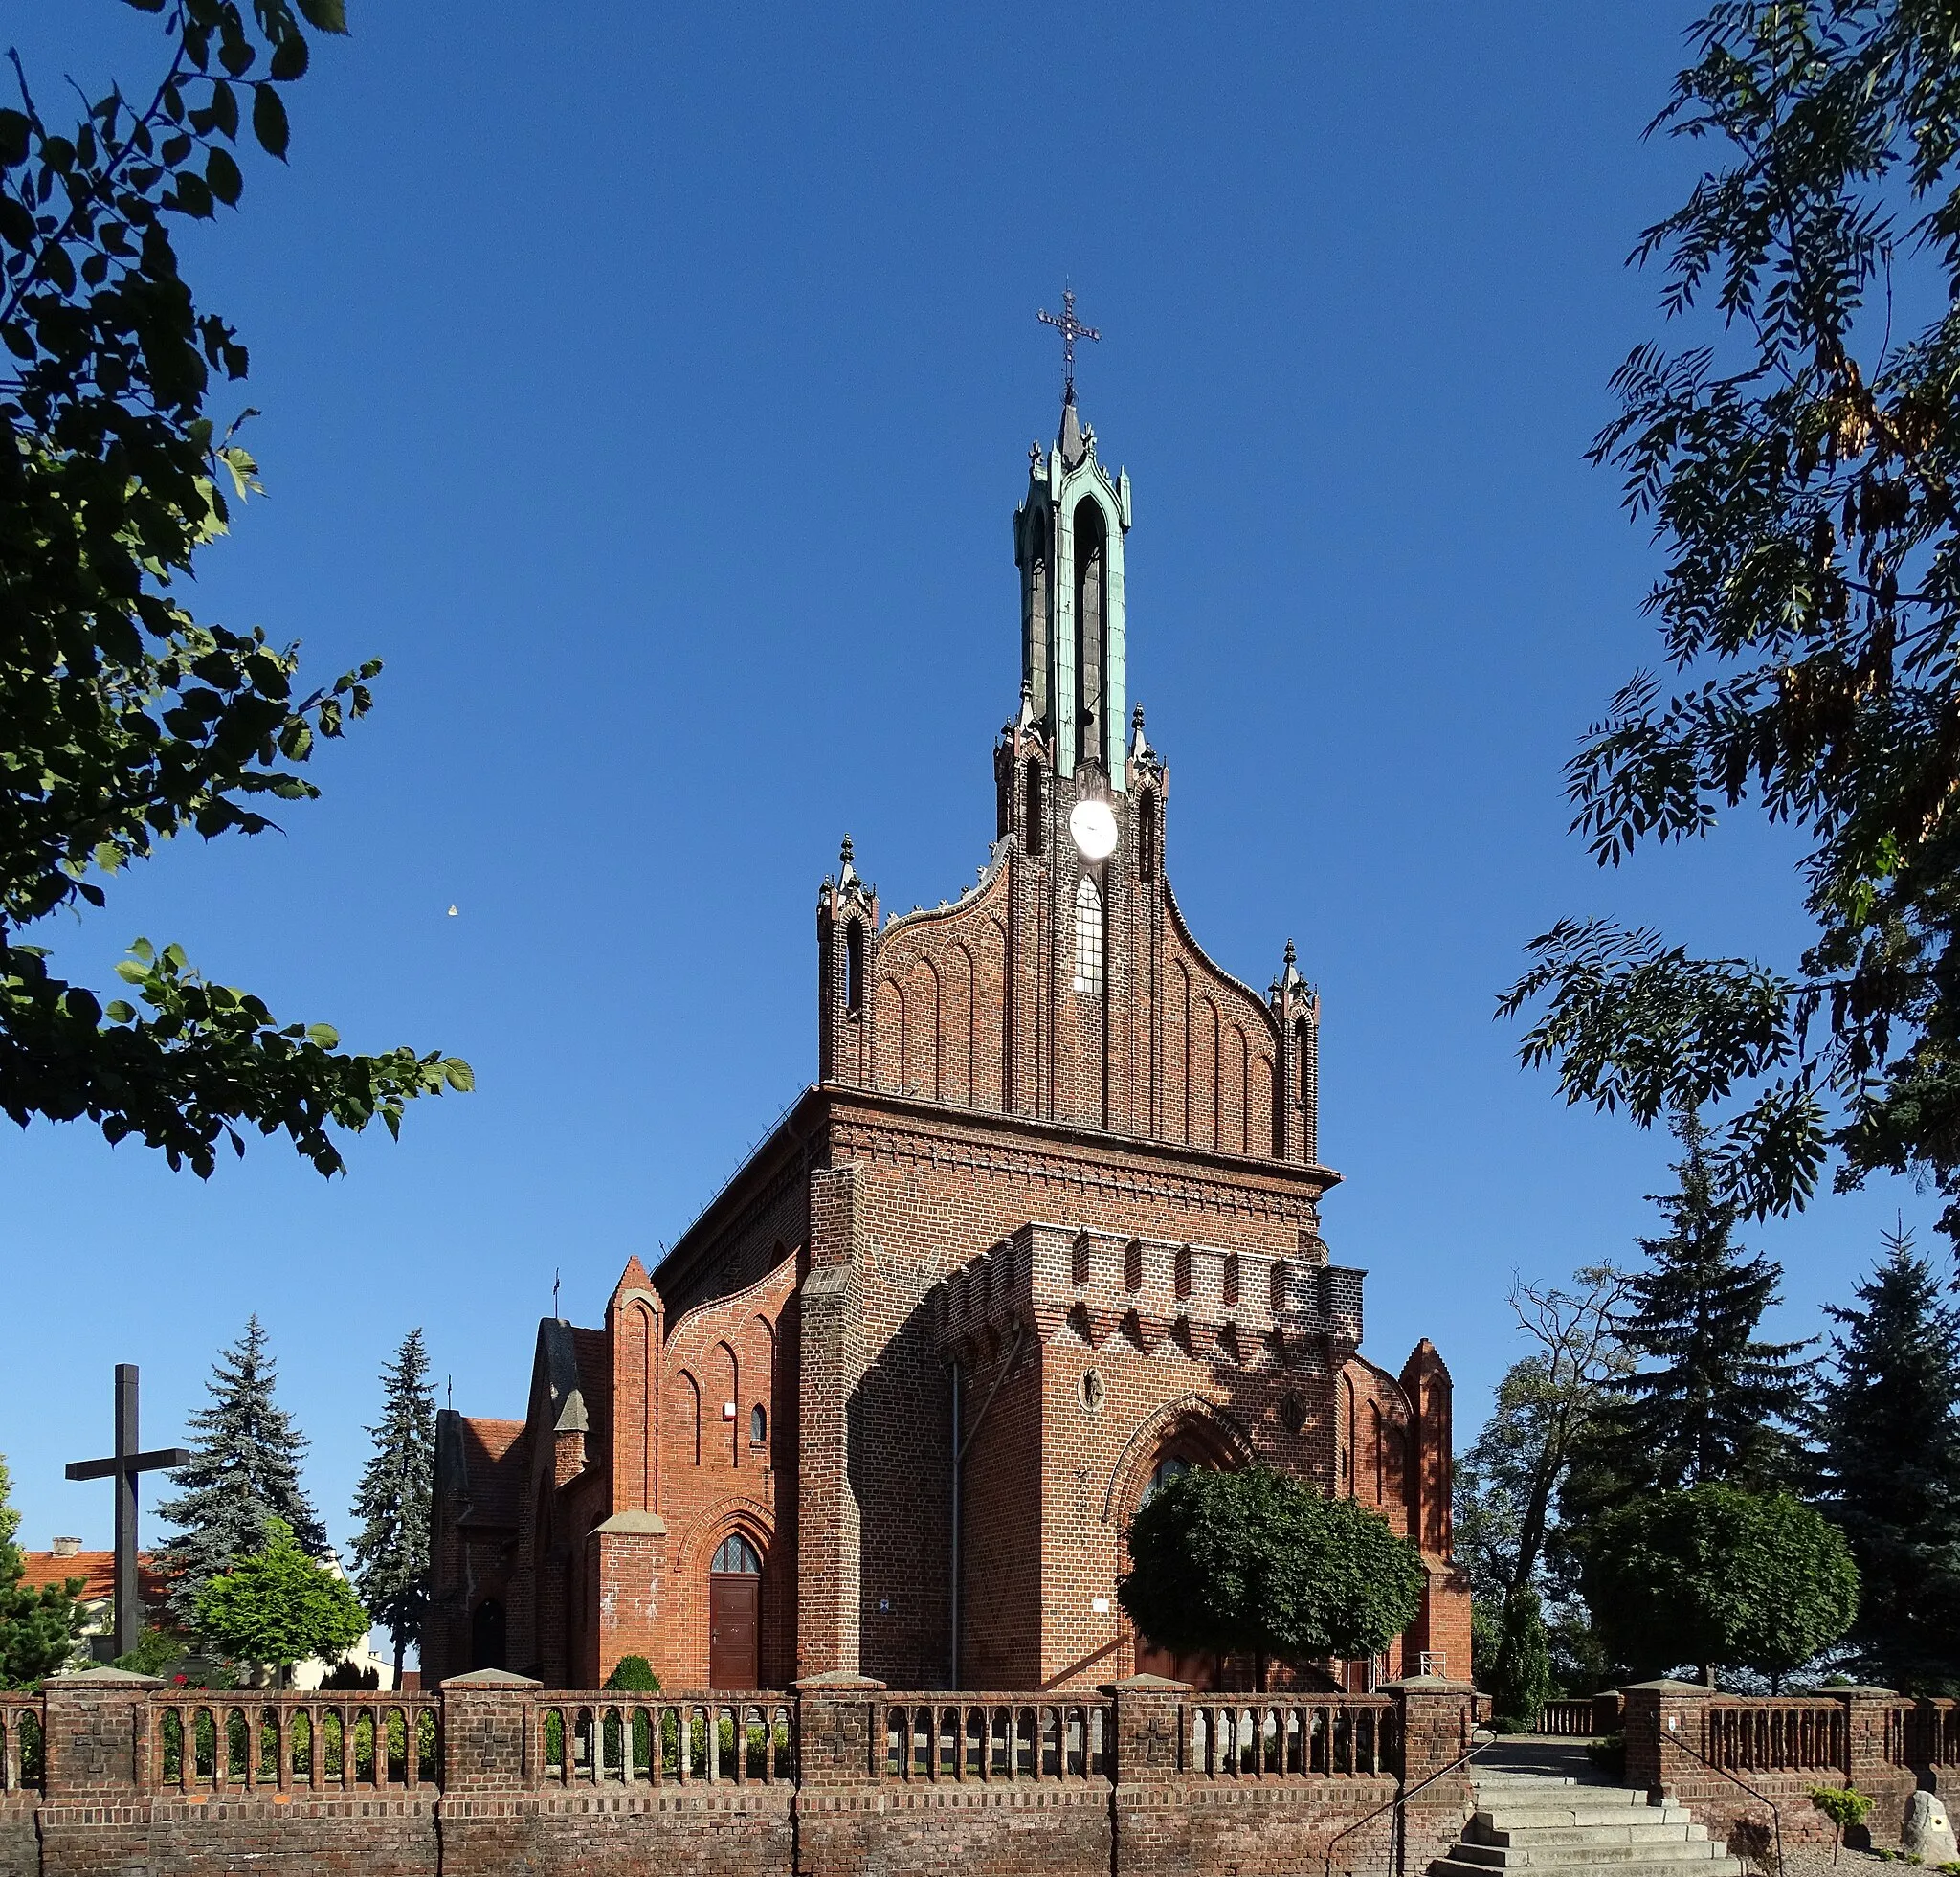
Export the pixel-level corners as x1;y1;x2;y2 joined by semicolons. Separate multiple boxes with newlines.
4;5;1926;1575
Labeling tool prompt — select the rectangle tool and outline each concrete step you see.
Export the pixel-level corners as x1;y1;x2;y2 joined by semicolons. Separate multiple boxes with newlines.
1436;1764;1735;1877
1432;1861;1745;1877
1448;1839;1730;1867
1474;1810;1708;1833
1469;1819;1708;1846
1472;1802;1688;1828
1452;1835;1722;1867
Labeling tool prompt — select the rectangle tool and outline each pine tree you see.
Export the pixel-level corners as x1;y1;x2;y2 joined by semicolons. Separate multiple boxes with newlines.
1574;1112;1812;1511
349;1329;436;1682
155;1318;327;1625
1817;1226;1960;1693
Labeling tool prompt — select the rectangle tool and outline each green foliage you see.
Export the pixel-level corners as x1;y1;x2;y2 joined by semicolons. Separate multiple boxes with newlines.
0;1453;85;1687
1119;1462;1425;1671
1470;1598;1501;1687
1816;1225;1960;1693
112;1625;189;1678
1489;1586;1555;1732
604;1654;659;1692
348;1329;435;1678
1582;1485;1859;1684
193;1517;368;1676
1496;2;1960;1251
1455;1267;1631;1704
1811;1785;1875;1833
157;1316;325;1624
0;0;469;1177
1572;1115;1812;1515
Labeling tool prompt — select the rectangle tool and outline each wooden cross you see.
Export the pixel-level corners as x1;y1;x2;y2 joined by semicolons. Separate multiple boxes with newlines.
1037;286;1101;404
65;1365;189;1659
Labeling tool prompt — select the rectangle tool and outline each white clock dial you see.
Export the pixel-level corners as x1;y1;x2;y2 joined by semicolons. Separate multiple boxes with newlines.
1068;797;1119;862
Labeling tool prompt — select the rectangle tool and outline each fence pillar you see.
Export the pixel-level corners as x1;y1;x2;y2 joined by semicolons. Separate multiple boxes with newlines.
1620;1679;1709;1800
791;1672;884;1787
39;1667;161;1799
1838;1687;1901;1796
437;1666;541;1794
1106;1674;1188;1779
1385;1673;1478;1866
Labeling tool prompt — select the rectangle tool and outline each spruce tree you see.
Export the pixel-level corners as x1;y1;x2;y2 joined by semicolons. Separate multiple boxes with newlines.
1817;1227;1960;1692
349;1329;436;1682
1576;1112;1812;1509
155;1318;327;1625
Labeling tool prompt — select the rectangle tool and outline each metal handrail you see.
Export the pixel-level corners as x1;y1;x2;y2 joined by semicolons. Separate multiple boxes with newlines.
1659;1725;1785;1877
1321;1734;1491;1877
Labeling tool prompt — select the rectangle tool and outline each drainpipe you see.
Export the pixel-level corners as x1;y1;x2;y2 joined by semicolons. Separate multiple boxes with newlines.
949;1362;962;1689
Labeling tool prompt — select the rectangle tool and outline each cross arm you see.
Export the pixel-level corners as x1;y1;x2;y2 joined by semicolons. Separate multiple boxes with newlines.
65;1446;191;1481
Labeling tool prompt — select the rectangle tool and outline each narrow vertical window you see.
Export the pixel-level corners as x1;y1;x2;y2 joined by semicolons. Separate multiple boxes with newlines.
845;918;864;1013
1074;500;1107;762
1073;873;1103;994
1138;791;1156;881
1026;761;1045;857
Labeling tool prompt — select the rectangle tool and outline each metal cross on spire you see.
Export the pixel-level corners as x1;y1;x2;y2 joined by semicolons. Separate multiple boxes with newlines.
1036;286;1100;405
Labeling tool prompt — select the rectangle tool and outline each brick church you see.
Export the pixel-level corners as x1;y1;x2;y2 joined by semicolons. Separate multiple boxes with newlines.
424;379;1472;1696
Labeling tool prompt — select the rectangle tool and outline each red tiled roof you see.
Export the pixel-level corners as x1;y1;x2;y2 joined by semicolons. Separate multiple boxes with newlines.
19;1551;172;1610
457;1417;525;1529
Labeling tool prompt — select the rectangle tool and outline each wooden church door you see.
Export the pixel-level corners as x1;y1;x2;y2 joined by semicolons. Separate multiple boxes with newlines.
708;1532;762;1688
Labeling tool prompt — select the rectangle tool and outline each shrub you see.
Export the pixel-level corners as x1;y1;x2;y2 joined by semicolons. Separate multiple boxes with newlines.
604;1656;659;1692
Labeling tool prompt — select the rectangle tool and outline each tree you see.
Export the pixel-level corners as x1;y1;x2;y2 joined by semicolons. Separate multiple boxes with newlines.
1118;1464;1426;1686
193;1518;367;1685
0;1454;84;1687
349;1329;435;1683
1582;1485;1858;1687
1496;3;1960;1254
1488;1586;1555;1732
0;0;470;1178
156;1316;325;1624
1454;1265;1630;1719
1570;1112;1813;1515
1816;1224;1960;1691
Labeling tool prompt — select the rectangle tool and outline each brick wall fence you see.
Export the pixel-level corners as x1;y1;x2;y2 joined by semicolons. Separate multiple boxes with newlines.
1618;1679;1960;1853
0;1669;1479;1877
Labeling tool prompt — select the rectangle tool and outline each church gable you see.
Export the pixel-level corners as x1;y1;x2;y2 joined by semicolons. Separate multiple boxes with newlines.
427;359;1469;1694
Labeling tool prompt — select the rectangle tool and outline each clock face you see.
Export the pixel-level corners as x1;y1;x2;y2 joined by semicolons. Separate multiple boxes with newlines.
1069;797;1119;862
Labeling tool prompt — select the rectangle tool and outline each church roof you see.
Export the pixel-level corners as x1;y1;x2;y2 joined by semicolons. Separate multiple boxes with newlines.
568;1326;612;1448
452;1416;526;1530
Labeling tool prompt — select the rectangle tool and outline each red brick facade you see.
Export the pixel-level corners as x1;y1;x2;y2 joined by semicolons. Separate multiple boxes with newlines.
423;398;1472;1694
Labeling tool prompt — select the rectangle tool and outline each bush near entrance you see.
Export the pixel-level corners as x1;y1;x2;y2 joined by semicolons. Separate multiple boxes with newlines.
1119;1463;1425;1684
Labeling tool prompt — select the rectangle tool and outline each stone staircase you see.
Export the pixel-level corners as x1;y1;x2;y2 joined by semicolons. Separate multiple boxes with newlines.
1430;1741;1744;1877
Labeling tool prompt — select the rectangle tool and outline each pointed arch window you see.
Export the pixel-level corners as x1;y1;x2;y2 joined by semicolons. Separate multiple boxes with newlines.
1026;760;1046;857
1138;790;1157;881
712;1533;762;1575
1073;873;1103;994
845;918;864;1014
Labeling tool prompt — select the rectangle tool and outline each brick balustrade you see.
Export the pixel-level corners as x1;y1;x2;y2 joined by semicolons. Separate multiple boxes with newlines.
0;1669;1478;1877
1619;1679;1960;1850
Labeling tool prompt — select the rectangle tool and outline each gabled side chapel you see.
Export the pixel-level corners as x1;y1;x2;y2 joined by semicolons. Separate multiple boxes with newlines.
425;385;1473;1695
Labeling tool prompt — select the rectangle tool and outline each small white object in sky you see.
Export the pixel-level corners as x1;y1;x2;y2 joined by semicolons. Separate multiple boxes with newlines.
447;905;457;917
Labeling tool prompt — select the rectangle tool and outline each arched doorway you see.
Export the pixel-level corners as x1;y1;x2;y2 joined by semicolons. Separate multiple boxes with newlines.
469;1598;506;1672
1129;1427;1243;1690
708;1532;762;1688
